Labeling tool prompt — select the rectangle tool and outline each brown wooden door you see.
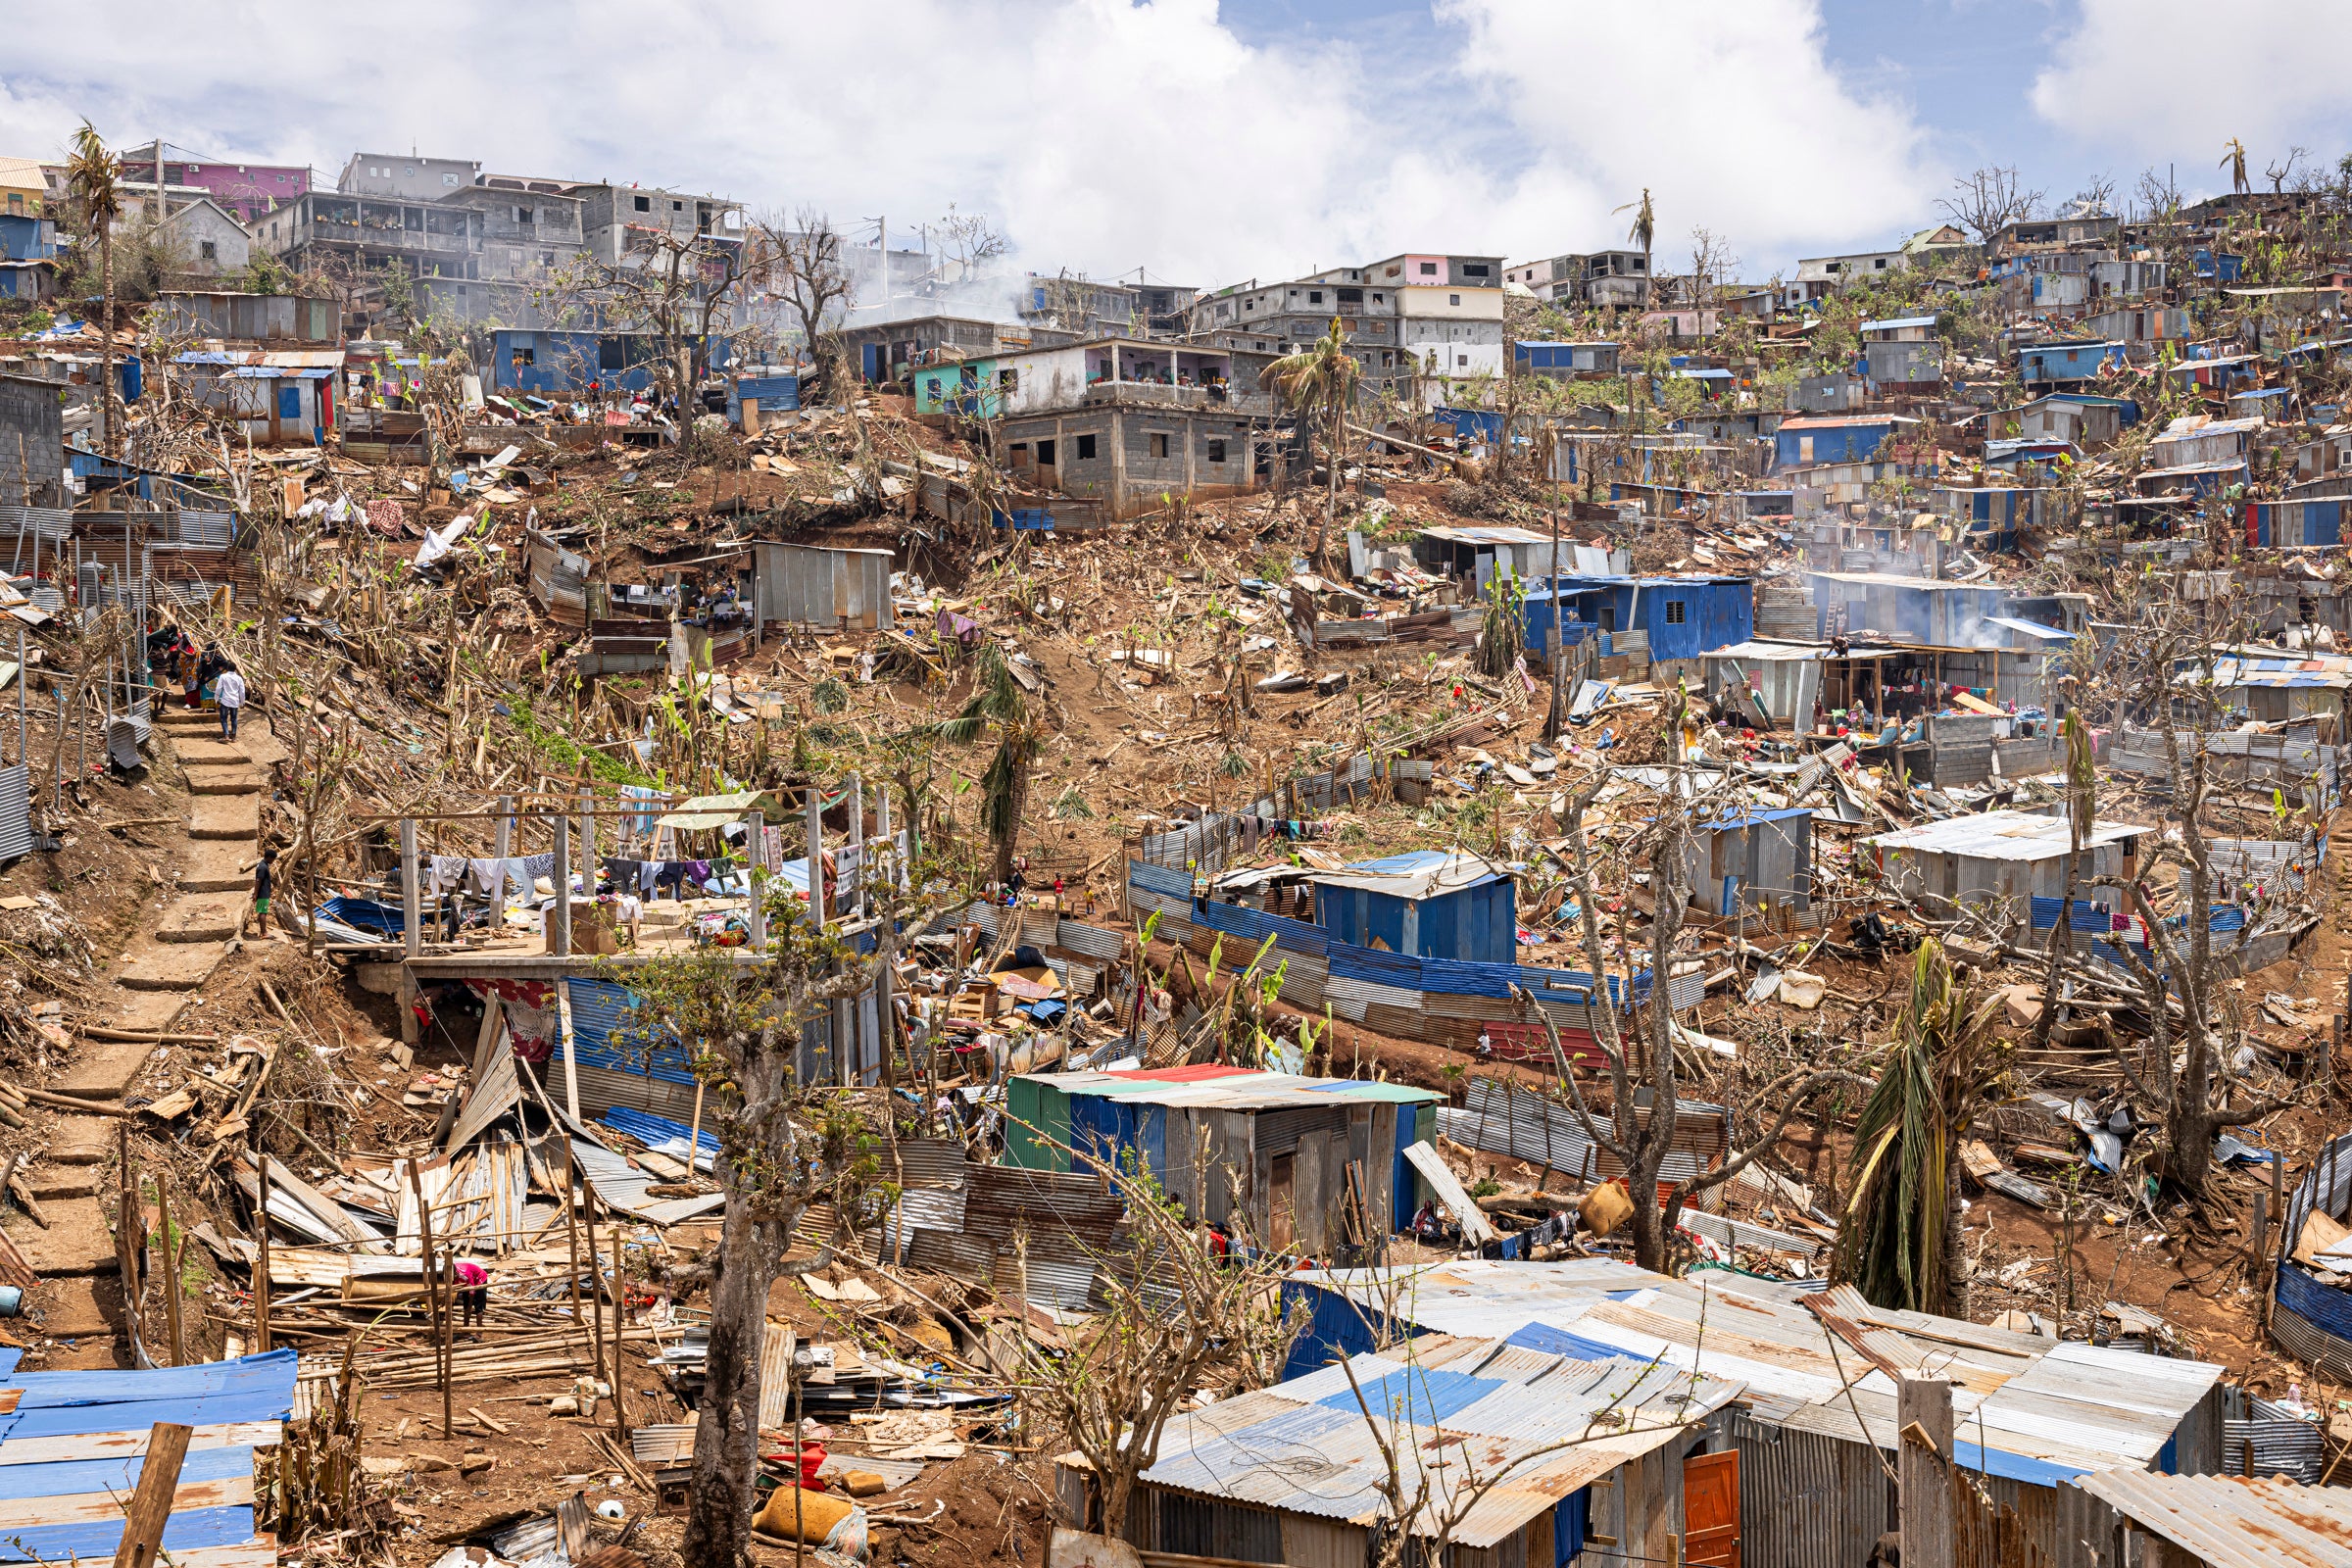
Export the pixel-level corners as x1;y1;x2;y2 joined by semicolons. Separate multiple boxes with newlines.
1685;1449;1740;1568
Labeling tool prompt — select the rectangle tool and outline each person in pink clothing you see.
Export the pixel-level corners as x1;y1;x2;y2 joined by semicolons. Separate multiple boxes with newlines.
454;1258;489;1334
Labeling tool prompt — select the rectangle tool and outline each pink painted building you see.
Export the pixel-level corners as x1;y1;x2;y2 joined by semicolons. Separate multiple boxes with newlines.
120;142;310;223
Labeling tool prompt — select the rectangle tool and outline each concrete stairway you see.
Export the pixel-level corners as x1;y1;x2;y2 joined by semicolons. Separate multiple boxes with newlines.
10;702;270;1362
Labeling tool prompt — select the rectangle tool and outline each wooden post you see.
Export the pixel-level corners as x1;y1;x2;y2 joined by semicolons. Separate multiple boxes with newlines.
563;1134;589;1360
492;793;514;928
1898;1373;1954;1568
685;1079;707;1178
109;1421;192;1568
791;1335;807;1568
551;814;572;956
745;809;766;948
847;773;865;918
580;1163;606;1366
609;1191;628;1441
399;818;421;959
254;1152;271;1354
157;1179;183;1367
405;1158;452;1439
805;786;825;926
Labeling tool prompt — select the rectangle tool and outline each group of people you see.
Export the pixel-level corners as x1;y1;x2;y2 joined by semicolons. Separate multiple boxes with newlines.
145;621;246;739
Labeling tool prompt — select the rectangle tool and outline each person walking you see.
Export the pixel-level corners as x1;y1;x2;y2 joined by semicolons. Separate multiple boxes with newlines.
246;847;274;938
214;662;246;740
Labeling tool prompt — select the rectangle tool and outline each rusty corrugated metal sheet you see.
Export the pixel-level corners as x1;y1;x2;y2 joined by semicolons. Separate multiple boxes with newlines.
2074;1470;2352;1568
1730;1409;1889;1568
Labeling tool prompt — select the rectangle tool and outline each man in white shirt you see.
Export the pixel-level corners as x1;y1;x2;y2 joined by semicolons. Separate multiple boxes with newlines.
214;665;247;740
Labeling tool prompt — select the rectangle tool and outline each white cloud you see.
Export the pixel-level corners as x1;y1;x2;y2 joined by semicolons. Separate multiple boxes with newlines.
2031;0;2352;182
0;0;1947;289
1437;0;1943;271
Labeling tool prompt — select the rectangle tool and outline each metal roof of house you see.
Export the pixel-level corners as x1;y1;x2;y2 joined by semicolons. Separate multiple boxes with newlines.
1024;1064;1441;1110
0;1348;294;1563
2151;416;2265;440
1309;848;1506;900
1417;524;1557;546
1982;614;2076;642
1859;315;1937;332
1139;1332;1742;1548
1867;808;2150;861
1807;570;2007;592
2195;656;2352;692
2074;1471;2352;1568
1775;415;1919;430
1287;1263;2221;1486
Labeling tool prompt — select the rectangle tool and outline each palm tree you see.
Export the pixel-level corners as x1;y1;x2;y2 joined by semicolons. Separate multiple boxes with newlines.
66;123;123;458
2222;137;2250;197
1263;317;1360;564
1615;187;1655;308
928;643;1044;888
1831;938;2004;1316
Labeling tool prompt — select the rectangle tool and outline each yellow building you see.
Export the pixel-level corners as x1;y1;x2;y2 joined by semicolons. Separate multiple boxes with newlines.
0;157;46;220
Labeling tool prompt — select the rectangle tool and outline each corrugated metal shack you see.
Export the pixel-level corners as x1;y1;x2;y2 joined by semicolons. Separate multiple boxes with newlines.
1866;810;2148;933
1004;1064;1439;1257
2071;1470;2352;1568
1127;859;1690;1060
2187;650;2352;735
1279;1261;2226;1568
1310;849;1516;965
1687;806;1813;914
1773;415;1913;469
1078;1332;1743;1568
1698;640;1827;730
752;541;893;632
1524;575;1755;662
151;291;337;343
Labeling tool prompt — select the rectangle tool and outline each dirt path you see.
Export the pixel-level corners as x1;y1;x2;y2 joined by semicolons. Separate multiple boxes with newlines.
11;698;269;1366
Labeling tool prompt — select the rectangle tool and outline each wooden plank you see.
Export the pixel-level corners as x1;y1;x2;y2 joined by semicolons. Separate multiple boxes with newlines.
1;1473;251;1532
0;1421;279;1466
1400;1140;1495;1246
109;1420;191;1568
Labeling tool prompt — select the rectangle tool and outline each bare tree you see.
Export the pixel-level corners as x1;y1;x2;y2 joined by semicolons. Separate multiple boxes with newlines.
755;209;856;395
1339;1342;1708;1568
1685;226;1740;316
2268;145;2309;194
2069;172;2118;218
1515;721;1871;1272
622;901;899;1568
1012;1130;1298;1540
932;203;1008;285
539;224;749;420
1937;165;2044;247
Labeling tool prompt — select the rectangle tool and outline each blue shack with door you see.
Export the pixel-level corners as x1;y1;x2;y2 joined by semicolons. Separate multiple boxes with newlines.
1774;415;1906;470
2020;340;2127;386
1308;849;1516;966
1522;574;1754;662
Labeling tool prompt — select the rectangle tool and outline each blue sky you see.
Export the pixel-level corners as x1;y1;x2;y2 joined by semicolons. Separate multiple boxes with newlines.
2;0;2348;286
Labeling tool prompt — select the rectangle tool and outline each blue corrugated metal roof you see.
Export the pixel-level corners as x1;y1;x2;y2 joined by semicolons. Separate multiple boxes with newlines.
564;977;694;1084
0;1348;294;1562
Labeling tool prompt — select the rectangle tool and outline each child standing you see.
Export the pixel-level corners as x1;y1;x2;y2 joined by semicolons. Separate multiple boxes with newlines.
247;847;275;938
